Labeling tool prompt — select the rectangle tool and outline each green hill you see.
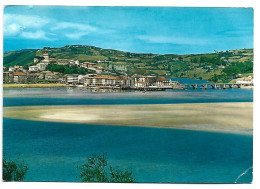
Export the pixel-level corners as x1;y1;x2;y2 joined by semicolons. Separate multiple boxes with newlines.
3;45;253;82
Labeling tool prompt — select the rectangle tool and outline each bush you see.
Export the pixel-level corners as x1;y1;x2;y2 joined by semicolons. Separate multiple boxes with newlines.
78;153;135;183
3;154;28;181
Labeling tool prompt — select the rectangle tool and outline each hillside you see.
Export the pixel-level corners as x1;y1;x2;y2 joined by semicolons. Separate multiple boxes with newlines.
3;45;253;82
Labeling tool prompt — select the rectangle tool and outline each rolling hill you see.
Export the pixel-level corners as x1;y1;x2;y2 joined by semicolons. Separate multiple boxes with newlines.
3;45;253;82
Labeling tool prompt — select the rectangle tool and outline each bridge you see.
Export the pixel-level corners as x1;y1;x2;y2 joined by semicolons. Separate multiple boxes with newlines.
181;83;253;89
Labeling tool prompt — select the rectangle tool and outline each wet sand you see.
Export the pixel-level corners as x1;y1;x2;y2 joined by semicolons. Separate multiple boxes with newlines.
3;102;253;135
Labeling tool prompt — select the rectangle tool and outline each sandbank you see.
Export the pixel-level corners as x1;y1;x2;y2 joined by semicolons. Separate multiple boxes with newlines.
3;102;253;135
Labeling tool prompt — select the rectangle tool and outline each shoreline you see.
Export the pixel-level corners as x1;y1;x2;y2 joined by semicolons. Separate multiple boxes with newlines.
3;83;68;88
3;102;253;135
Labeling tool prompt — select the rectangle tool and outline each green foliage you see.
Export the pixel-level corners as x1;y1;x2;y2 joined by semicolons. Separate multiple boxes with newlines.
78;153;135;183
222;65;240;77
46;64;95;75
222;62;253;76
4;50;36;67
3;154;28;181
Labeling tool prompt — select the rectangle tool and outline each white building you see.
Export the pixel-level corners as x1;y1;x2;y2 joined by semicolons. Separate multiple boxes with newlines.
37;63;47;71
156;77;172;87
64;74;79;85
236;76;253;84
8;67;16;72
29;66;39;72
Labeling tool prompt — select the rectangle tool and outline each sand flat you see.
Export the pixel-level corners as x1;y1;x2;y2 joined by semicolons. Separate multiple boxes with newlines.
3;102;253;135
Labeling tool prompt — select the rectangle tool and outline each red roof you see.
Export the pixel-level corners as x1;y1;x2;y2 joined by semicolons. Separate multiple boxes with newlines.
157;77;171;81
13;72;27;76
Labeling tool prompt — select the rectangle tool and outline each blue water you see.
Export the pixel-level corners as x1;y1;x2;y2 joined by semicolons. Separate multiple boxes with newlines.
3;87;253;183
3;88;253;107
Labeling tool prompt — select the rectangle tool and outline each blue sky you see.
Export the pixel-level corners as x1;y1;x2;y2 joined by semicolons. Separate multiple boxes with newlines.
4;6;253;54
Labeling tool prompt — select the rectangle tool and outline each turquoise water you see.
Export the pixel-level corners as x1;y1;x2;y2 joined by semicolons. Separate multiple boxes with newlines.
3;88;253;183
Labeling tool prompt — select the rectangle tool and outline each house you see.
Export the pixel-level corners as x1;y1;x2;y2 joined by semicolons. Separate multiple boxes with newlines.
34;58;39;63
8;67;16;72
69;60;80;66
132;74;146;83
27;73;39;83
83;75;124;88
135;81;148;88
156;77;172;87
49;58;57;64
64;74;79;85
13;72;27;83
80;62;96;69
57;59;70;65
37;63;47;71
3;72;10;83
236;76;253;84
29;66;39;72
45;73;59;81
8;66;24;73
42;49;49;60
95;66;104;74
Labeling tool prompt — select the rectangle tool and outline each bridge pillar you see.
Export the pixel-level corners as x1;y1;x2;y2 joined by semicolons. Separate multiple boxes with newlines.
202;84;208;89
211;84;217;89
191;84;197;89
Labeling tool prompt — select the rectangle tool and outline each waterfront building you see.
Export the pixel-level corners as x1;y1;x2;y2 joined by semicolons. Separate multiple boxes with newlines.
156;77;172;87
45;73;59;81
236;76;253;84
64;74;79;85
3;72;10;83
27;73;39;83
13;72;27;83
135;81;148;88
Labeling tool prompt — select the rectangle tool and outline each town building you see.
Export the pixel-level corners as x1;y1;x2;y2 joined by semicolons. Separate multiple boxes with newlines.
27;73;39;83
37;63;47;71
13;72;27;83
3;72;10;83
57;59;70;65
29;66;39;72
156;77;172;87
63;74;79;85
80;62;96;69
236;76;253;84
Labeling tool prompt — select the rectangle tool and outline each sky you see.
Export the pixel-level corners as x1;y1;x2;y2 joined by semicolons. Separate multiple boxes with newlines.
3;6;253;54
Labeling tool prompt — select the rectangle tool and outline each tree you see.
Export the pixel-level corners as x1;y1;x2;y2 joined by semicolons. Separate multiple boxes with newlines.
222;65;240;78
78;153;135;183
209;74;219;83
3;154;28;181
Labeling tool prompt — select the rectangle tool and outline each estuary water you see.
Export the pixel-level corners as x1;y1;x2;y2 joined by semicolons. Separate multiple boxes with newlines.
3;87;253;183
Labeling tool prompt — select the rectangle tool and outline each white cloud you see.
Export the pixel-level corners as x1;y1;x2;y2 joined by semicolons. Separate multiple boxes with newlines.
4;13;51;37
4;23;21;36
138;35;208;45
4;13;50;29
4;14;98;41
51;22;97;32
20;30;51;40
65;32;90;40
